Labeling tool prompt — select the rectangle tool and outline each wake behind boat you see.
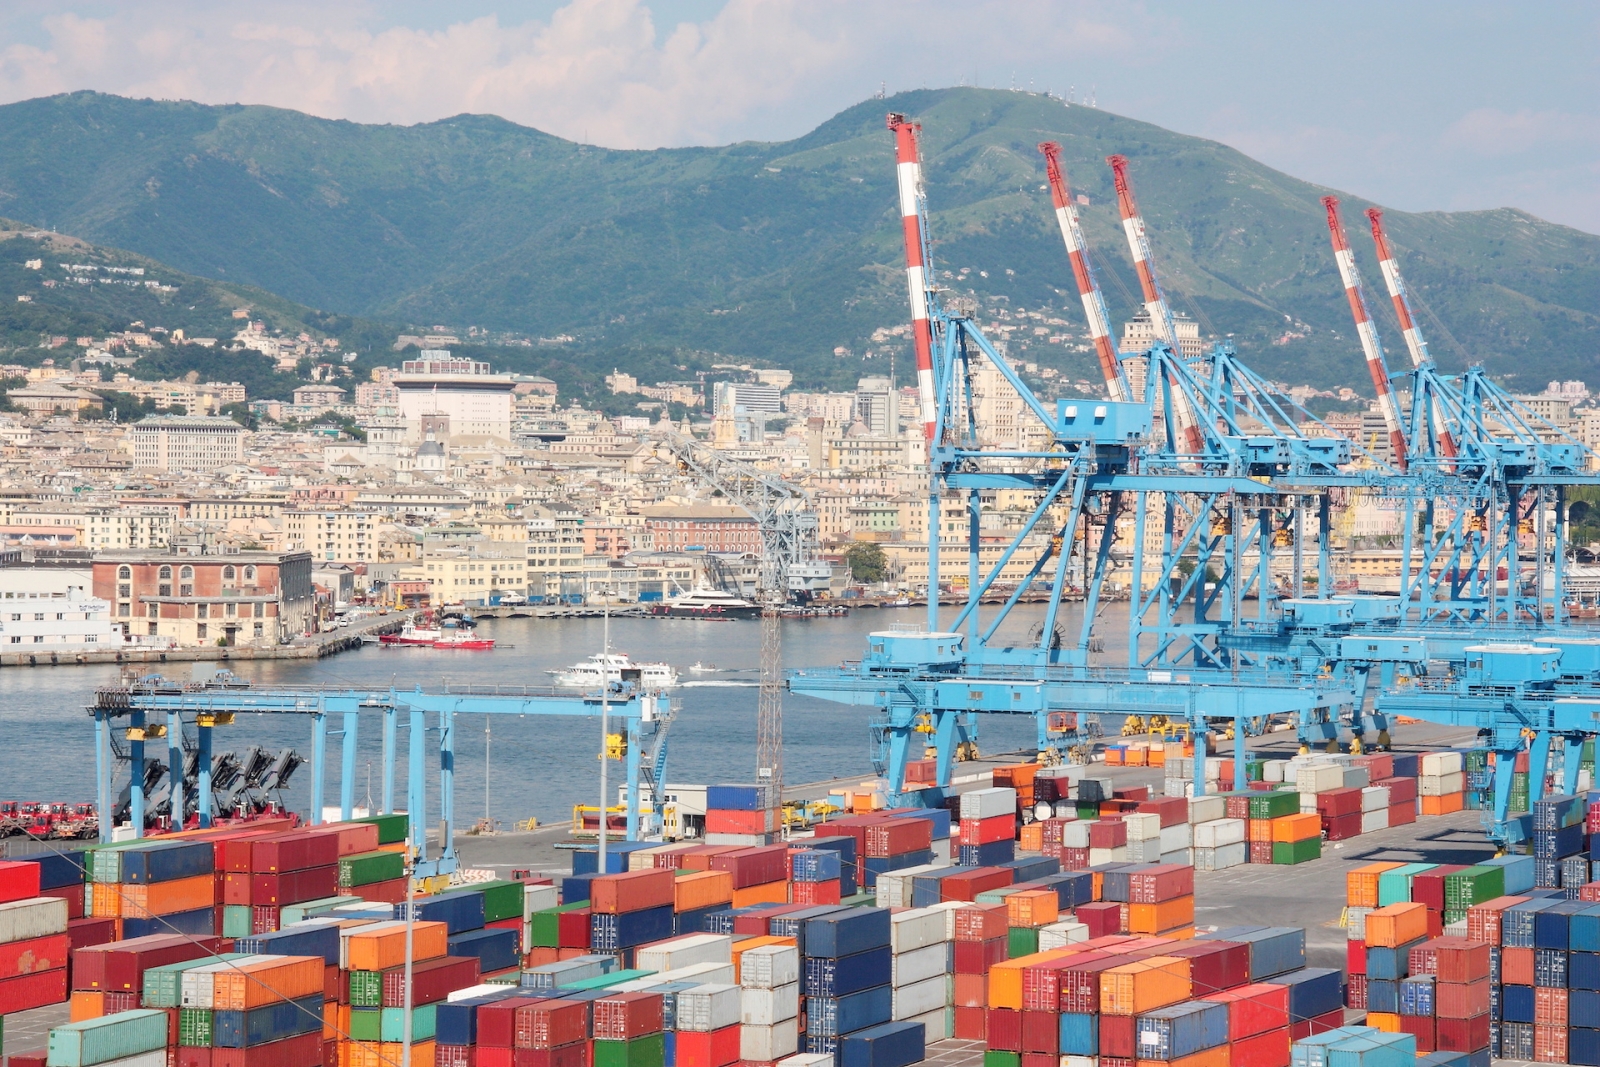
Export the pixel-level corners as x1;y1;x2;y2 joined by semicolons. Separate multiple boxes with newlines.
550;652;678;689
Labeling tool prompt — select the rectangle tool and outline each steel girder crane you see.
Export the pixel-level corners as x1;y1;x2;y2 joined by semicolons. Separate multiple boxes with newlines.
87;677;671;877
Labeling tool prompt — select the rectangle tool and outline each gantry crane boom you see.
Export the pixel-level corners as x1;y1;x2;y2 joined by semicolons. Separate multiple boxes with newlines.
1366;207;1458;459
1039;142;1130;403
1322;196;1408;471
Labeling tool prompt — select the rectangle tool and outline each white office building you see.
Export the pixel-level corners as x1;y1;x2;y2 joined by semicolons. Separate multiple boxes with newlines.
129;416;247;472
0;590;125;651
394;354;514;443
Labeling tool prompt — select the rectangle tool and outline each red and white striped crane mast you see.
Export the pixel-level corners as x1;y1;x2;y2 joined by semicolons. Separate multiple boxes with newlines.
1039;142;1130;403
1105;154;1203;454
1321;196;1408;471
888;113;940;444
1366;207;1457;459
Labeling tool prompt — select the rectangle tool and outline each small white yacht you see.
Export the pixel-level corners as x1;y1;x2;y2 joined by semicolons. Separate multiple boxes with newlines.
648;585;761;619
550;652;679;689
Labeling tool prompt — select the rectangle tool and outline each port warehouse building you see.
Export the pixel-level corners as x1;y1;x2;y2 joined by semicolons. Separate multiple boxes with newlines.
91;550;315;647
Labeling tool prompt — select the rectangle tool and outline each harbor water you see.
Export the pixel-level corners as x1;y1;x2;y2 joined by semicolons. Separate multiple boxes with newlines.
0;602;1119;828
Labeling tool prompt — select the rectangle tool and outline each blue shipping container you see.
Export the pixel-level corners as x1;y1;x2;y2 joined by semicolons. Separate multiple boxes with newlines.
449;928;521;974
31;851;86;890
1572;989;1600;1022
770;906;851;957
803;946;891;998
706;784;769;811
1003;856;1062;884
1483;855;1535;895
571;843;656;875
591;905;673;951
1503;899;1557;947
561;875;594;906
909;870;964;908
1570;909;1600;953
212;994;324;1048
121;841;214;884
1366;941;1422;982
418;890;486;934
1233;927;1307;979
1571;1027;1600;1067
1534;822;1584;859
862;850;935;890
1100;863;1155;903
840;1020;925;1067
1500;1021;1534;1060
1534;948;1568;987
673;905;722;937
792;850;842;883
959;840;1014;867
806;985;892;1038
522;955;615;989
1398;976;1435;1017
1133;999;1228;1060
435;990;522;1046
235;923;341;966
1501;983;1534;1024
1366;979;1398;1014
1572;951;1600;990
1037;871;1095;909
805;908;890;959
1534;794;1585;831
1058;1012;1097;1056
122;905;213;940
1270;967;1343;1022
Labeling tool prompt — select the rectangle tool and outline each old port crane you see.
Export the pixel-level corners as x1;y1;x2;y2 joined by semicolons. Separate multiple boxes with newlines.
789;112;1600;843
87;674;674;876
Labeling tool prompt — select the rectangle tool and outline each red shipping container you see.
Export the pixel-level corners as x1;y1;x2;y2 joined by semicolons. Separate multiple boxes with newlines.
987;1008;1021;1051
66;917;116;951
381;955;481;1007
305;822;381;857
1127;864;1194;904
1380;776;1418;804
1113;786;1149;802
791;880;840;906
675;1023;740;1067
1315;788;1363;819
1099;1012;1136;1058
1356;754;1394;781
1077;902;1122;939
589;869;675;913
1465;896;1525;944
481;1051;513;1067
360;877;409;905
0;860;42;905
865;819;932;857
1501;947;1533;986
1225;796;1252;820
1088;820;1128;850
513;1044;590;1067
1398;1014;1435;1054
709;846;789;890
438;1047;476;1067
940;866;1013;901
222;873;252;906
1411;869;1465;914
954;903;1009;942
0;968;66;1014
0;933;69;978
516;999;591;1050
478;998;546;1047
952;1005;986;1040
703;809;775;836
651;846;696;870
104;990;138;1013
250;865;338;907
1346;974;1367;1010
1204;982;1288;1040
211;1031;322;1067
1060;847;1090;871
1433;939;1491;983
593;991;664;1040
1021;1055;1054;1067
1534;1026;1567;1066
953;937;1007;974
72;934;223;991
1346;940;1366;976
176;1050;212;1067
251;906;279;935
1249;842;1275;865
1135;797;1188;828
1388;803;1416;827
1287;1009;1345;1041
1059;957;1128;1014
247;832;340;874
1020;1009;1058;1054
324;964;340;1004
1322;813;1362;842
1535;986;1568;1027
959;815;1014;847
1231;1027;1290;1067
1162;940;1248;996
953;973;987;1008
1434;1013;1489;1053
558;909;591;949
37;885;84;922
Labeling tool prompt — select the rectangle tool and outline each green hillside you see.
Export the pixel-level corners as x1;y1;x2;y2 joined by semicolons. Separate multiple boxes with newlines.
0;88;1593;394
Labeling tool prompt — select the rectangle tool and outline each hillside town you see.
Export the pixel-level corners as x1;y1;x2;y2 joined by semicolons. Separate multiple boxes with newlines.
1;309;1597;658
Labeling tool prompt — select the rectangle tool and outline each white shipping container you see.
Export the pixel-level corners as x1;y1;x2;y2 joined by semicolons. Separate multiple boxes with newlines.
0;897;68;945
1361;809;1390;835
1168;758;1193;778
1346;907;1371;941
84;1053;166;1067
1163;779;1189;799
777;1057;834;1067
1419;772;1465;797
1445;918;1469;937
1264;760;1289;783
627;845;676;871
960;787;1016;820
658;961;736;985
1161;849;1193;867
1038;922;1090;950
890;908;947;953
1361;787;1391;813
907;1005;952;1042
924;901;971;941
1193;843;1247;871
1296;764;1345;794
1123;813;1161;841
740;944;799;989
1088;846;1127;866
180;956;271;1009
892;974;948;1020
1343;767;1371;791
1062;822;1093;849
1063;1058;1096;1067
891;942;947;986
1158;823;1192;853
1421;752;1464;776
448;984;511;1002
1193;818;1246;848
1125;837;1161;863
931;836;953;863
740;1019;799;1062
704;832;771;847
638;933;733;974
740;982;799;1024
874;864;946;909
676;984;743;1032
523;883;559;918
1299;797;1320;816
1188;796;1226;824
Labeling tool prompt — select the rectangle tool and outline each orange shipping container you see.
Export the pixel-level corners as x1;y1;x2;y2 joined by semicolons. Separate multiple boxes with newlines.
1421;794;1463;816
1137;1045;1230;1067
1105;749;1125;767
1006;890;1059;929
323;1000;340;1039
1148;747;1167;768
1271;813;1321;843
348;1042;435;1067
1128;896;1195;936
1365;903;1429;948
89;883;121;919
674;870;734;912
1247;820;1275;844
69;990;105;1022
213;956;325;1010
1126;748;1148;767
1366;1012;1402;1033
1347;863;1404;908
1018;824;1044;853
988;949;1079;1009
731;880;789;909
347;922;450;972
123;874;216;918
730;935;795;983
1100;956;1192;1015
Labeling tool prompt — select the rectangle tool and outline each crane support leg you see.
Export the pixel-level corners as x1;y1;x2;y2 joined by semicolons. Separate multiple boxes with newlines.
885;718;914;804
1528;731;1552;805
1192;728;1207;797
130;710;145;839
1234;722;1248;792
95;711;111;844
339;711;358;822
382;705;397;814
408;709;426;865
168;711;183;831
197;723;213;829
933;709;958;788
1563;736;1585;796
439;708;455;872
1492;752;1519;843
626;722;641;841
310;712;327;826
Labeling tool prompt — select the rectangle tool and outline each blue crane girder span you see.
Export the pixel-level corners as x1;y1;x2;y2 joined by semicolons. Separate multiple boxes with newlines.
89;682;664;878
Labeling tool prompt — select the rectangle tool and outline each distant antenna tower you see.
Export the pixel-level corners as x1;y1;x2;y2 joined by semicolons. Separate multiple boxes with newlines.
877;81;886;100
1089;86;1097;108
1068;85;1076;105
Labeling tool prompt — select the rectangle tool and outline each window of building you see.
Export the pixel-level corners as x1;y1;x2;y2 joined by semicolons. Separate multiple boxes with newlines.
159;566;172;580
32;635;43;643
8;636;17;644
34;613;44;621
244;566;256;581
197;604;208;619
117;584;130;598
147;603;158;618
197;623;207;640
180;565;193;580
253;622;264;638
180;584;193;597
148;622;159;636
117;565;131;579
223;565;235;581
254;603;265;618
225;602;236;618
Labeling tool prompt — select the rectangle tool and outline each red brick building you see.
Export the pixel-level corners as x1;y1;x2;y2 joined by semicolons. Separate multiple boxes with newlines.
93;550;314;647
640;505;760;553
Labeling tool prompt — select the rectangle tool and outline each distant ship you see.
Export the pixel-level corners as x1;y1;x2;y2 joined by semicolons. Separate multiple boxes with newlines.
551;652;678;689
648;586;761;620
379;623;443;646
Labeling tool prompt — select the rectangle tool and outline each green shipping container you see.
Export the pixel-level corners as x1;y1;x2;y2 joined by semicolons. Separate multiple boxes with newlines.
340;851;406;889
558;969;654;992
354;813;409;845
222;906;253;939
349;1010;381;1042
974;886;1027;905
143;955;249;1009
841;892;878;907
349;971;383;1008
1250;792;1300;820
1444;866;1504;910
529;901;589;949
1245;761;1266;782
1007;927;1039;958
474;880;526;923
985;1052;1021;1067
593;1033;666;1067
1272;838;1321;865
177;1009;213;1049
1076;804;1100;820
50;1010;171;1066
379;1004;438;1043
1377;864;1437;907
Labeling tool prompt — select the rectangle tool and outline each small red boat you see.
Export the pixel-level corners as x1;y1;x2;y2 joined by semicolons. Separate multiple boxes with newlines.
379;623;442;646
433;624;494;650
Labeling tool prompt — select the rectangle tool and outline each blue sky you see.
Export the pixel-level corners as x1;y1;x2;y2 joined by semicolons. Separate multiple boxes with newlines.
0;0;1595;233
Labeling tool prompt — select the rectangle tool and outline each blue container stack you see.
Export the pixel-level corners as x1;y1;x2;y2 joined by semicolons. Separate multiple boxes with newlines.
800;908;894;1059
807;836;860;897
1533;794;1587;890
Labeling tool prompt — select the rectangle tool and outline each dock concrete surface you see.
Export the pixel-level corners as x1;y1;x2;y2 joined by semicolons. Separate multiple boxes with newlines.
0;611;413;668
